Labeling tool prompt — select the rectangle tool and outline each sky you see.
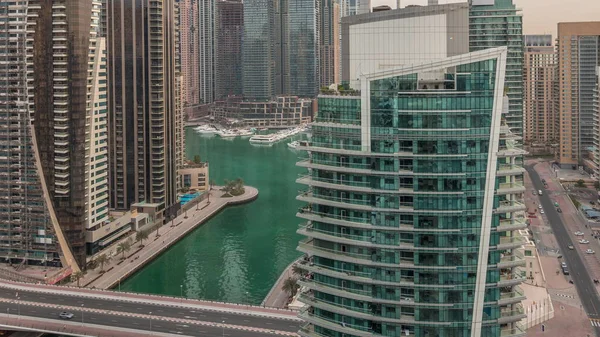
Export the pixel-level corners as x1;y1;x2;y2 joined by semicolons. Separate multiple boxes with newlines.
373;0;600;36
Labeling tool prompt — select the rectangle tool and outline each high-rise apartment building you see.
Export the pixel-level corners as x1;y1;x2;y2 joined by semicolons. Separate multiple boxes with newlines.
523;35;556;148
215;0;244;99
296;47;527;337
242;0;276;99
179;0;200;107
469;0;523;137
199;0;216;103
555;22;600;168
341;0;371;16
592;67;600;178
0;1;64;268
107;0;182;221
289;0;319;97
25;1;109;269
319;0;341;87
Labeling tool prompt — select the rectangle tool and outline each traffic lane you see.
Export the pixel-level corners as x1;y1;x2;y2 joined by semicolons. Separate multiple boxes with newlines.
0;302;289;337
0;288;300;332
526;166;600;318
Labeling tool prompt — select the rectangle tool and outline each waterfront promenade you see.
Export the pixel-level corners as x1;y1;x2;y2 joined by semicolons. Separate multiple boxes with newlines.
73;186;258;290
262;258;301;308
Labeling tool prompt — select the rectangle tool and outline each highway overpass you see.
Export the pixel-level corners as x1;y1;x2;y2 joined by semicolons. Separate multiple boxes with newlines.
0;280;301;336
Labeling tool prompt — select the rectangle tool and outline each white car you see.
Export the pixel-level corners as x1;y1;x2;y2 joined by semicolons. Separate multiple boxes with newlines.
538;204;543;209
575;231;585;236
579;239;590;244
586;249;595;254
540;210;545;214
59;312;74;320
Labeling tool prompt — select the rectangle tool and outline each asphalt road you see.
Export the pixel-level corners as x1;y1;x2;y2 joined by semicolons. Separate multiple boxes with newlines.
0;287;300;334
0;301;284;337
526;165;600;336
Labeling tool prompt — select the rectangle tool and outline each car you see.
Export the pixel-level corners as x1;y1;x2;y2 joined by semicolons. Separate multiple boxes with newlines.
575;231;585;236
542;179;546;184
538;190;543;195
540;210;545;214
557;208;562;213
579;239;590;244
538;204;543;209
59;312;74;320
561;262;567;268
569;279;574;284
586;249;595;254
568;245;574;250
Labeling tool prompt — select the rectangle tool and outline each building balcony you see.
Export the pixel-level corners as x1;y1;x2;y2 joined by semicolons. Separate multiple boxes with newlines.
495;252;526;269
297;175;417;195
494;200;526;214
496;218;528;232
498;267;526;287
500;322;526;337
498;303;526;324
496;182;526;195
494;235;526;250
298;311;383;337
498;285;526;306
297;159;412;176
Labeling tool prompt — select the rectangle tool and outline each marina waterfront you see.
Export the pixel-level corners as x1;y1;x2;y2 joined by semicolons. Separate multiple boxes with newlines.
120;128;304;304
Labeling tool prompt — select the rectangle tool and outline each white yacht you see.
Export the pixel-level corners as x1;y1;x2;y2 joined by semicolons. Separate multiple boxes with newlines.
287;141;300;149
216;130;238;138
237;129;254;137
195;124;217;134
249;134;279;144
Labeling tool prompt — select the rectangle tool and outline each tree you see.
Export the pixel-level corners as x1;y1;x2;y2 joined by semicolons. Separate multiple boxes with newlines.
282;277;299;298
117;239;132;260
136;230;149;247
576;179;586;188
96;254;110;273
291;264;305;277
71;271;85;288
595;180;600;190
209;179;216;191
155;221;162;238
193;155;201;164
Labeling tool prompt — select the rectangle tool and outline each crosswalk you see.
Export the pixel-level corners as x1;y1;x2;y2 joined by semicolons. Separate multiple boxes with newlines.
554;293;575;299
590;319;600;327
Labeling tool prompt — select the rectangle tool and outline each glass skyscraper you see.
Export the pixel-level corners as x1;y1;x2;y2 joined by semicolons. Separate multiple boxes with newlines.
289;0;318;97
296;48;527;337
469;0;523;137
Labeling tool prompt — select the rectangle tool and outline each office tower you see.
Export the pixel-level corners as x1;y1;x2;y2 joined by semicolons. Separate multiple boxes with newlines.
428;0;438;5
319;0;341;87
180;0;201;107
555;22;600;168
342;0;370;16
199;0;216;103
274;0;289;95
593;67;600;178
25;1;109;269
523;35;556;150
341;3;470;89
289;0;318;97
296;47;527;337
243;0;276;99
215;0;244;99
0;1;62;268
469;0;523;136
107;0;181;221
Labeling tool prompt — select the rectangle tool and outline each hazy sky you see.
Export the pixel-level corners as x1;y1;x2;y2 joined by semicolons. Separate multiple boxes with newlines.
373;0;600;36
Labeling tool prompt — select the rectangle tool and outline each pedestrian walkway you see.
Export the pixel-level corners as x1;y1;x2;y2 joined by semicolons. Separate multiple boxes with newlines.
262;258;301;308
73;186;258;290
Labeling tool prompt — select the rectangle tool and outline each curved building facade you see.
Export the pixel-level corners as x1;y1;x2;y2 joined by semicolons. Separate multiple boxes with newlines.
296;48;527;337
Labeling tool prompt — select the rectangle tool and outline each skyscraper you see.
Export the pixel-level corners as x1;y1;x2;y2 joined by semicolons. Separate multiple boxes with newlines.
555;22;600;168
215;0;244;99
523;35;556;150
242;0;276;99
199;0;216;103
319;0;341;87
289;0;318;97
180;0;201;107
25;0;108;269
107;0;182;221
469;0;523;137
296;47;527;337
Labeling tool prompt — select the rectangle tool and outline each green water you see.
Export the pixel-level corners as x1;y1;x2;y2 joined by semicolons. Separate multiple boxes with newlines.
119;128;304;304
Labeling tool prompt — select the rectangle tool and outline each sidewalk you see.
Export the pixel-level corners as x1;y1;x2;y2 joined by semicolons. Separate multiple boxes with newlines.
74;186;258;290
262;258;301;308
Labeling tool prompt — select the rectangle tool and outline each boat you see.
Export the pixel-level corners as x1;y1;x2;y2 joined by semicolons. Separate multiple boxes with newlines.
194;125;217;134
216;129;238;138
237;129;254;137
287;141;300;149
249;134;279;144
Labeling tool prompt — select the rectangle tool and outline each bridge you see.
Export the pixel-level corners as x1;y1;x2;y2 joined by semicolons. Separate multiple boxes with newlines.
0;280;301;336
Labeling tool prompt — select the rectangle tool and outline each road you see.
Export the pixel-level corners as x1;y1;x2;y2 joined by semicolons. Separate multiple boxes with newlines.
0;287;298;333
1;301;283;337
526;165;600;336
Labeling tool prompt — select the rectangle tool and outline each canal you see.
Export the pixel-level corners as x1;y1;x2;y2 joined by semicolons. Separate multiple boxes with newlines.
119;128;304;304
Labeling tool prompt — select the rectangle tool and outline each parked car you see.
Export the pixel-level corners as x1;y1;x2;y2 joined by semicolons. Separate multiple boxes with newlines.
562;266;569;275
568;245;575;250
579;239;590;244
538;204;543;209
59;312;74;320
542;179;546;184
557;208;562;213
575;231;585;236
540;210;545;214
592;201;596;205
586;249;595;254
538;190;543;195
561;262;567;268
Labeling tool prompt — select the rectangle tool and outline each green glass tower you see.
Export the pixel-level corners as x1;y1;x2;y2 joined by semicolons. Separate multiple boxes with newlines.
296;48;527;337
469;0;523;137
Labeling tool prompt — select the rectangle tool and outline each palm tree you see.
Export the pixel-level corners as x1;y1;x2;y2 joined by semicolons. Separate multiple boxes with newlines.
291;264;305;278
281;277;299;298
117;240;132;260
96;254;110;273
136;230;149;247
71;271;85;288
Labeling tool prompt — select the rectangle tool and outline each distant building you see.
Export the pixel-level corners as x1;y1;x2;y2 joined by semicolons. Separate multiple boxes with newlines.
319;0;341;87
199;0;216;103
372;5;391;12
289;0;319;97
523;35;556;152
180;162;210;192
215;0;244;99
555;22;600;168
209;96;313;127
592;67;600;178
179;0;201;106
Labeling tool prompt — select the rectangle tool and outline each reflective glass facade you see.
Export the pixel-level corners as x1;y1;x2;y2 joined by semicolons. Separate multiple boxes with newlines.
296;50;526;337
289;0;318;97
242;0;275;99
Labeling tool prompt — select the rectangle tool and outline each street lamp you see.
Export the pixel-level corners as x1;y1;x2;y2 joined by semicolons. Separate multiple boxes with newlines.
222;320;225;337
180;284;183;301
81;304;84;325
149;311;152;331
17;297;20;317
118;278;121;291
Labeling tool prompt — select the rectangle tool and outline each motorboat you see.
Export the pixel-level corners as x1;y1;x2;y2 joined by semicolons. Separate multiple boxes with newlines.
194;124;217;134
249;134;279;144
237;129;254;137
287;141;300;149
